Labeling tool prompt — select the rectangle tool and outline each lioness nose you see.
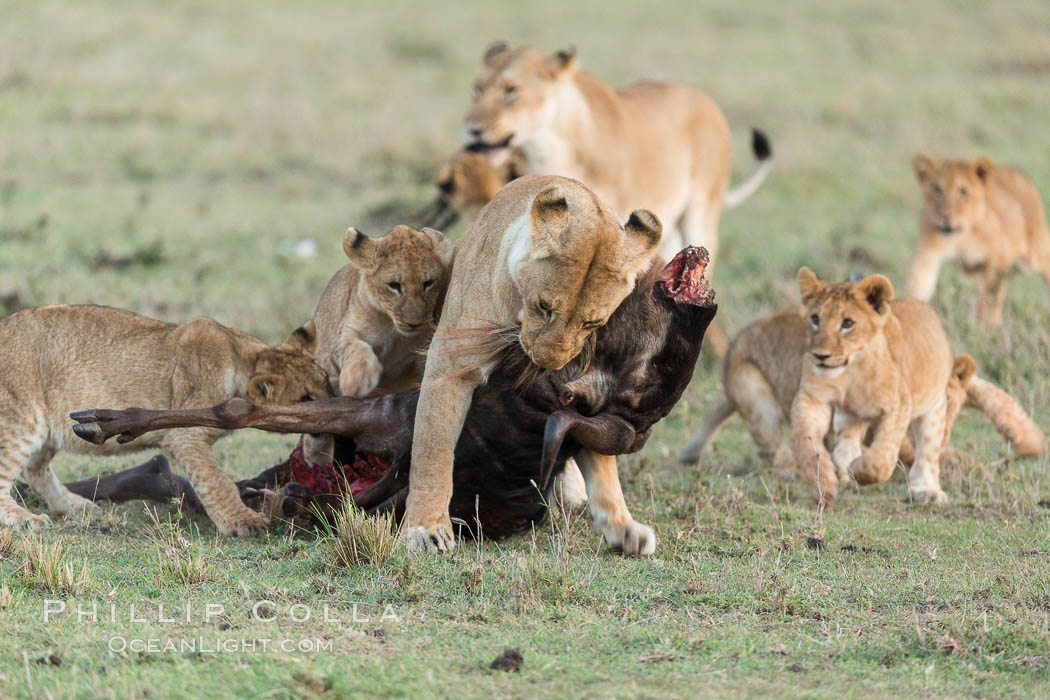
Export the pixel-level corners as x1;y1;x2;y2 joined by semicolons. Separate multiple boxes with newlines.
812;352;831;361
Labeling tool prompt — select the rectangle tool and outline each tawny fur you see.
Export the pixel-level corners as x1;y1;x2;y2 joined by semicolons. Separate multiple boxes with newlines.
964;377;1047;456
465;43;771;267
403;174;661;554
434;147;528;221
0;306;330;534
907;154;1050;324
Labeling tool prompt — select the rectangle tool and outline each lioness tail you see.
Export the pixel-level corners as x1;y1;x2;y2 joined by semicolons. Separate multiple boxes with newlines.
724;129;774;209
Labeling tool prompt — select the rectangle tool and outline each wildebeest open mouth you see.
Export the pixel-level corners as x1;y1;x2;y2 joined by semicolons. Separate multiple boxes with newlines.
657;246;715;306
464;134;514;152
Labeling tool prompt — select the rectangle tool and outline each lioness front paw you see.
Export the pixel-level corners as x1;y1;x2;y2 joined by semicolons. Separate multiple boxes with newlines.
908;487;948;505
215;509;269;538
401;522;456;554
601;519;656;557
340;349;383;398
2;508;52;531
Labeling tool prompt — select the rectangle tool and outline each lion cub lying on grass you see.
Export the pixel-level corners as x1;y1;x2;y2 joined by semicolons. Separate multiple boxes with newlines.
682;311;1045;475
0;305;329;534
907;154;1050;324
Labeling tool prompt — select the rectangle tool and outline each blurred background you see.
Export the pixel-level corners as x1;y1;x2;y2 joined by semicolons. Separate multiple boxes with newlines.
1;0;1048;471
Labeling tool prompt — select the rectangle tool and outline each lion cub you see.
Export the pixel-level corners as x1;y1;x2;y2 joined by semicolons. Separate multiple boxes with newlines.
907;154;1050;324
0;305;330;534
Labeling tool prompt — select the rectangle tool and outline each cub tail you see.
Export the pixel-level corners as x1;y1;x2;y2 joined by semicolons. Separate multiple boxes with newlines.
680;401;736;464
966;376;1047;457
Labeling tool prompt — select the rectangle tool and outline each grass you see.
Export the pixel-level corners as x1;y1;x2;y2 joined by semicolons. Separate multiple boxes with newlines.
1;0;1049;697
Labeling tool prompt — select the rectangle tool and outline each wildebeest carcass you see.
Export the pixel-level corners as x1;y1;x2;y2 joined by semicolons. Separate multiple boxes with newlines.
68;247;716;548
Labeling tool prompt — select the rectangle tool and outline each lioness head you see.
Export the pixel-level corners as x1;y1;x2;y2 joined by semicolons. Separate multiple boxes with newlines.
797;268;894;379
249;321;332;404
343;224;453;335
913;154;994;236
465;42;578;148
514;180;661;370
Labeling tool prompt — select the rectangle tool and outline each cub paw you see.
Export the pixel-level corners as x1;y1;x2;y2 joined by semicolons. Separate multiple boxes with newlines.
908;487;948;505
340;348;384;398
601;519;656;557
217;509;269;538
401;522;456;554
772;445;797;479
58;494;102;520
2;509;52;531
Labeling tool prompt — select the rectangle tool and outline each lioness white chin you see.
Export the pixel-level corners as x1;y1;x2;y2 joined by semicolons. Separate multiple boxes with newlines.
402;174;662;554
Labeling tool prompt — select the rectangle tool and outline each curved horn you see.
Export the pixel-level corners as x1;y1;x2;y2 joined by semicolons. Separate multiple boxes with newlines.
539;411;638;488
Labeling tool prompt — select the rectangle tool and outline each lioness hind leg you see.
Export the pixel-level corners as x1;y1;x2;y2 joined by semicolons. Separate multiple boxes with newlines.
907;399;948;505
575;449;655;556
22;443;99;519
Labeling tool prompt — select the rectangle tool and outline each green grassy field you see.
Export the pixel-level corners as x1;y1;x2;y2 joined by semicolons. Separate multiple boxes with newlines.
2;1;1050;697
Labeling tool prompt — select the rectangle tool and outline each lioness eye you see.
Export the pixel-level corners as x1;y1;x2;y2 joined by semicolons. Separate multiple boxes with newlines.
387;282;402;294
503;85;517;101
423;280;435;290
932;184;944;198
841;318;854;330
810;314;820;327
538;299;553;319
958;187;967;199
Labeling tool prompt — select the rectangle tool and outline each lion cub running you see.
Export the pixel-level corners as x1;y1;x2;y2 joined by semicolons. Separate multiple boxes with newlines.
0;305;329;534
907;154;1050;324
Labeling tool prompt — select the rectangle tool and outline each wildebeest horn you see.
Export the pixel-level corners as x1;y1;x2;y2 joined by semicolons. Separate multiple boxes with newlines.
539;411;639;489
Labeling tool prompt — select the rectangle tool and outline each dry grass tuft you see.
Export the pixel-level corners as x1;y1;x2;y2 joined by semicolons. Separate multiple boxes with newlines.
20;536;91;594
0;528;13;560
320;498;400;568
141;506;212;585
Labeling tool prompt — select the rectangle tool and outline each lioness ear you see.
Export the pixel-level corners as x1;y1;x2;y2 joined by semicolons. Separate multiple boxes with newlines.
797;267;827;305
248;374;286;403
277;320;317;356
913;154;938;184
529;185;571;252
483;41;510;67
952;353;977;387
972;156;994;183
343;227;377;270
420;227;454;265
547;46;577;76
856;274;894;316
623;209;662;261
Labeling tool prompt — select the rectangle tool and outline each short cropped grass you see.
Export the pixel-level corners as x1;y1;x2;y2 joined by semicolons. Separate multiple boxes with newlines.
1;0;1049;697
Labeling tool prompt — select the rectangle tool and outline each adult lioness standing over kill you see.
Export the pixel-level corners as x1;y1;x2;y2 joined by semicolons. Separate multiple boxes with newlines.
0;305;330;534
403;174;661;553
464;42;772;267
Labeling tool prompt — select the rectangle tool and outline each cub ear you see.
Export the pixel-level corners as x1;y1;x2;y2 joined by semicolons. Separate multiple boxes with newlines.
972;156;994;183
248;374;286;403
483;41;510;67
797;267;827;305
856;273;894;316
435;163;455;194
547;46;577;76
952;353;977;387
529;185;571;252
913;154;939;184
343;227;378;270
277;320;317;357
623;209;662;262
420;227;454;265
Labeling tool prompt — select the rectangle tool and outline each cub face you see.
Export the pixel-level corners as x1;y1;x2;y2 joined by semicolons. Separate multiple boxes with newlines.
797;268;894;379
464;42;577;148
435;148;526;219
516;186;661;370
914;154;993;237
248;321;332;404
343;225;453;335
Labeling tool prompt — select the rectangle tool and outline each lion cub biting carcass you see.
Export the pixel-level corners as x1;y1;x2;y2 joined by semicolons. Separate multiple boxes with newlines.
402;174;662;553
0;305;329;534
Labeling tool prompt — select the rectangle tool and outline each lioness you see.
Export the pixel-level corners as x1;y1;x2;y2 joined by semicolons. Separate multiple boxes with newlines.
0;305;329;534
681;312;1045;469
907;154;1050;324
403;174;661;552
464;42;773;265
789;270;956;506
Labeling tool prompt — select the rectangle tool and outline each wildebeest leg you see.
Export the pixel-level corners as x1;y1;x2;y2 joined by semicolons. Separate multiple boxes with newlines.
70;394;414;457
